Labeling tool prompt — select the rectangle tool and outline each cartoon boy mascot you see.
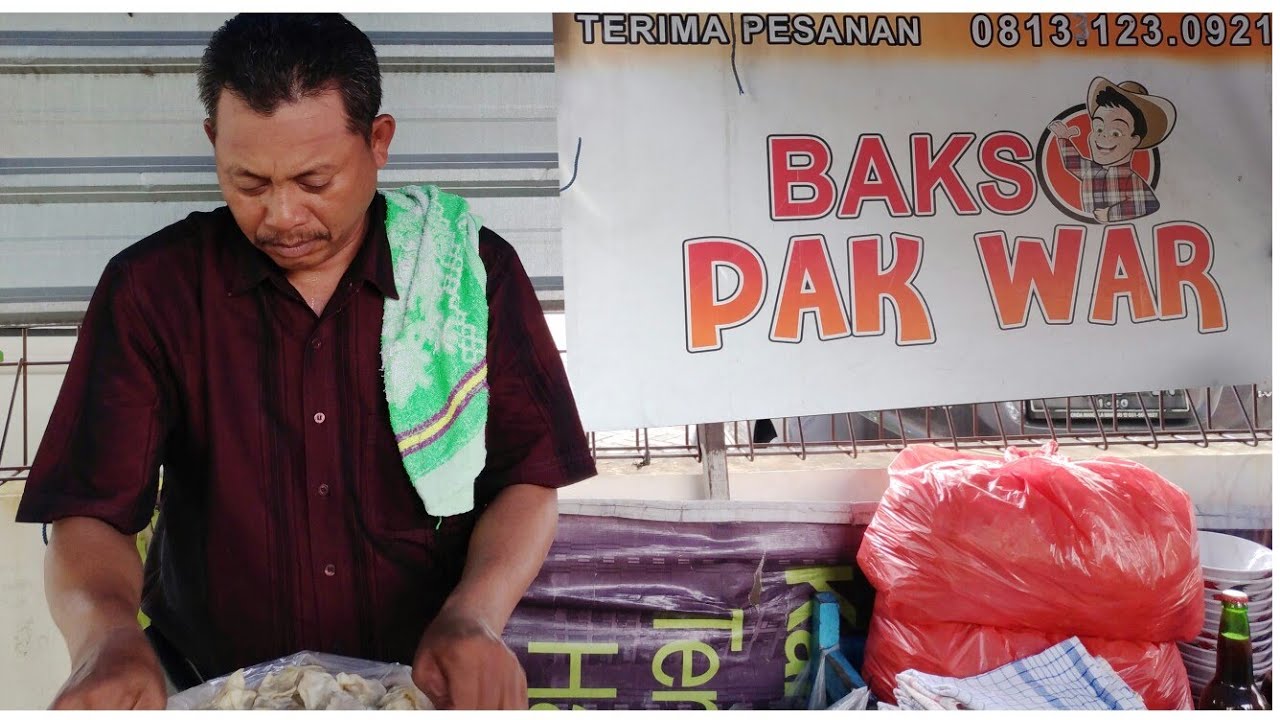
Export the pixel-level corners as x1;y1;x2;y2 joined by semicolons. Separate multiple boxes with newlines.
1049;77;1176;223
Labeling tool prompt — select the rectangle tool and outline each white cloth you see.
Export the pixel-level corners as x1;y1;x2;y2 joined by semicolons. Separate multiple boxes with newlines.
892;637;1146;711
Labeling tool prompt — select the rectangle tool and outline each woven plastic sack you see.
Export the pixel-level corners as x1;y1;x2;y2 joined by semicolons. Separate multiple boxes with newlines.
856;443;1203;642
862;607;1193;710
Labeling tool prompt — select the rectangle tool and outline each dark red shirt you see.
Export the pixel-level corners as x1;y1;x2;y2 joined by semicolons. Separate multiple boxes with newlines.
16;193;595;679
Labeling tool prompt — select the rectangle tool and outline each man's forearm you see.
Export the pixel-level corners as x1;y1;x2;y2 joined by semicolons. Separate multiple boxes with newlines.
45;517;146;664
441;484;558;632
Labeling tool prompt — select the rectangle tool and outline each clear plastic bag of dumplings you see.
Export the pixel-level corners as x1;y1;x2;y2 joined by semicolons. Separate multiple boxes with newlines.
166;650;433;710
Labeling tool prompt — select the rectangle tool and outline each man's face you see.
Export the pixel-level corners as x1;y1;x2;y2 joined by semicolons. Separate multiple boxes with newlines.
206;88;394;273
1088;105;1142;167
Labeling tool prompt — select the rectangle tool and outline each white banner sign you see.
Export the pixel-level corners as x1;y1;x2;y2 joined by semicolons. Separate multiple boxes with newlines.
556;13;1272;431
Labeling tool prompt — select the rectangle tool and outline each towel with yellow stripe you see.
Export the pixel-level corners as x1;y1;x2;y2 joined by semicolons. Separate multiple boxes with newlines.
380;184;488;518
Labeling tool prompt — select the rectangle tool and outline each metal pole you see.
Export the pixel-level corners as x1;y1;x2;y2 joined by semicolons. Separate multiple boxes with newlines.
698;422;730;500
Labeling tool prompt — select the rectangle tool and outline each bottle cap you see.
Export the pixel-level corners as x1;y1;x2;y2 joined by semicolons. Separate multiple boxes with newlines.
1219;589;1250;605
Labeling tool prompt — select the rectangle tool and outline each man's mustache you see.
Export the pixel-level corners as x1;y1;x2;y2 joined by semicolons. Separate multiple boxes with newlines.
256;230;331;246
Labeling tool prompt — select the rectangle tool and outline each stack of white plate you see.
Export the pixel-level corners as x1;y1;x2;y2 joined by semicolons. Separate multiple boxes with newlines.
1180;531;1273;699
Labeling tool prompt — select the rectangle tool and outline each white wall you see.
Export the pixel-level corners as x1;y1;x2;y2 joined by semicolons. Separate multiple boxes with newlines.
0;487;68;710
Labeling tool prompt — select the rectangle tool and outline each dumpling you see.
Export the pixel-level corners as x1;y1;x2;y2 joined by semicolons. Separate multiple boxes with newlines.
199;663;426;711
250;693;301;710
298;669;342;710
325;690;368;710
378;684;429;711
209;685;256;709
335;672;387;707
256;664;325;698
208;669;257;710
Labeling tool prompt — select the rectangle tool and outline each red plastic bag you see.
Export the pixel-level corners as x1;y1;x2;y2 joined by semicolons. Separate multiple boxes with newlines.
857;443;1203;642
863;606;1194;710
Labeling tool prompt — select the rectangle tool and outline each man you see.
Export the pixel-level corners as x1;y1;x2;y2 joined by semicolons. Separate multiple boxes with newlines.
16;14;595;710
1049;76;1177;223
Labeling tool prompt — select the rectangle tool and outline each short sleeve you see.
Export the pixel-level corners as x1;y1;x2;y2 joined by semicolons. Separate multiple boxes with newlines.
473;228;596;506
15;259;172;535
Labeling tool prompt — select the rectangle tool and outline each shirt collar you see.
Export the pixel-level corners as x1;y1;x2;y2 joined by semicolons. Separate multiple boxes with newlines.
225;193;398;300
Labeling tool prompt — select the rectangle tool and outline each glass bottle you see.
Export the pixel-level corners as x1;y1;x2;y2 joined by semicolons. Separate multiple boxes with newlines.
1198;589;1269;710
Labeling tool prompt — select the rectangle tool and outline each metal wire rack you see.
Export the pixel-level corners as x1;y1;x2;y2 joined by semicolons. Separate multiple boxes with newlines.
0;322;1271;484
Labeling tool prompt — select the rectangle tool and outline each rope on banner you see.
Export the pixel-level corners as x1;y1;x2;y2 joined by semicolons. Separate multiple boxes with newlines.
729;13;745;95
559;136;583;193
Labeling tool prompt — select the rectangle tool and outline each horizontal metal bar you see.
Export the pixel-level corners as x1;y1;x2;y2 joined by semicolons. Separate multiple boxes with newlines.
0;55;555;75
0;179;560;204
589;434;1276;460
0;30;553;47
529;277;564;292
0;152;559;175
0;326;80;336
725;431;1273;457
0;302;568;326
0;360;68;367
0;286;95;303
0;277;564;304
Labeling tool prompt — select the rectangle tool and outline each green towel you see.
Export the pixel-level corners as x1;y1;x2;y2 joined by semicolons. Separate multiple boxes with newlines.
380;185;488;518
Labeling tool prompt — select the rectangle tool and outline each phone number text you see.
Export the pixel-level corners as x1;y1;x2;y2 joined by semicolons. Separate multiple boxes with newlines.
969;13;1271;49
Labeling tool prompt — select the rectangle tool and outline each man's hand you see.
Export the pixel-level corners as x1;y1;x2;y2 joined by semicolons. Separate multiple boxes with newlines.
50;625;166;710
410;485;558;709
1093;207;1111;222
1050;120;1081;140
412;606;527;710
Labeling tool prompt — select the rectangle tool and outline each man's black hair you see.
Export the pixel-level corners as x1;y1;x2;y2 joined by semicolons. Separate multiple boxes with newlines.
1094;86;1147;141
198;13;381;141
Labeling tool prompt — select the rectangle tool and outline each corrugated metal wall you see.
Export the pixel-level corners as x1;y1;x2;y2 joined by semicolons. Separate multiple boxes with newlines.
0;12;560;324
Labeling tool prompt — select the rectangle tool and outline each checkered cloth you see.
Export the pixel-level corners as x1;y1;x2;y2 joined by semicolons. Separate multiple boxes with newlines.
892;638;1146;710
1057;138;1160;222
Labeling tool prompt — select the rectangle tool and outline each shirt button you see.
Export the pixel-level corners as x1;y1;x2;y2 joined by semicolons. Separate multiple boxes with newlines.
318;483;330;497
323;564;336;577
313;412;326;424
311;338;322;350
